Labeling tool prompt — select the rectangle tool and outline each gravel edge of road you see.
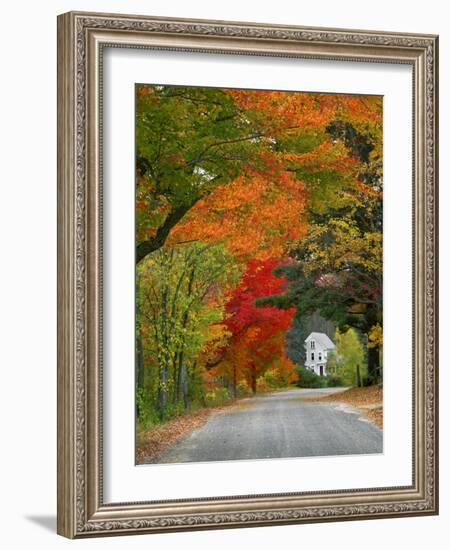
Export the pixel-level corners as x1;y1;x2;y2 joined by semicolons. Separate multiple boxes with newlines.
298;386;383;429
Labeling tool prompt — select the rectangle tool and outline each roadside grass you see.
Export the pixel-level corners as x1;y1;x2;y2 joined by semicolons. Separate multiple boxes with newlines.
136;407;213;465
299;385;383;429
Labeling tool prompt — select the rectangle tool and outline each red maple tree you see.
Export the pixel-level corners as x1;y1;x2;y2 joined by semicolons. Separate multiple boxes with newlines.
213;258;296;393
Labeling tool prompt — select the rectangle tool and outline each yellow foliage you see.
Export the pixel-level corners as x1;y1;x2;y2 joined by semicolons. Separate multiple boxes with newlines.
368;323;383;349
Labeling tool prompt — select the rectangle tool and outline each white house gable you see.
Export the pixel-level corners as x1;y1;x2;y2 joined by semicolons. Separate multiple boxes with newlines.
304;332;336;376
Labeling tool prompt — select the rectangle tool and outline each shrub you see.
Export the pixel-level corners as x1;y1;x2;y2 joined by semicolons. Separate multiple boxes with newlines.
263;369;278;389
362;372;379;387
204;387;231;407
136;387;161;429
236;379;252;397
326;374;345;387
295;366;328;388
256;376;270;393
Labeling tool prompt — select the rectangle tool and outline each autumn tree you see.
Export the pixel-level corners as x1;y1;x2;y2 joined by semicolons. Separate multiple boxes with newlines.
136;85;379;263
136;85;281;263
137;242;239;421
214;259;296;393
368;323;383;382
328;328;367;386
258;214;383;382
258;108;383;384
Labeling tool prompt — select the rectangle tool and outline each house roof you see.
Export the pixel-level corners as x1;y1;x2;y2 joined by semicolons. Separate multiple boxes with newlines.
305;332;335;350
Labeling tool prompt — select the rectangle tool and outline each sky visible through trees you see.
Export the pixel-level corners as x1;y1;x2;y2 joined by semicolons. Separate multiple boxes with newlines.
135;84;383;431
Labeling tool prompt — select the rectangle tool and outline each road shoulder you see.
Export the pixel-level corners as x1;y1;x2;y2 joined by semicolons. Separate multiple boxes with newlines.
298;385;383;429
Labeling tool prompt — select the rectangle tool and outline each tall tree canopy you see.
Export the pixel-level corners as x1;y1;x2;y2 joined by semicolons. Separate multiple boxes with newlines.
136;85;380;263
258;107;383;383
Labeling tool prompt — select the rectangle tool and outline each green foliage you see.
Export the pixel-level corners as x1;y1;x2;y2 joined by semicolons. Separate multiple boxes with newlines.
297;167;357;215
295;366;328;388
326;374;345;387
258;118;383;383
325;350;339;376
136;387;160;430
275;128;326;155
236;380;253;397
204;387;232;407
256;375;270;393
263;368;278;388
136;85;275;261
327;121;373;163
137;241;240;424
256;362;298;393
137;86;247;202
333;328;367;386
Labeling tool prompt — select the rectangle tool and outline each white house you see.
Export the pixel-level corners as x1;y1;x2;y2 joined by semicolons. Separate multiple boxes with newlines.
304;332;336;376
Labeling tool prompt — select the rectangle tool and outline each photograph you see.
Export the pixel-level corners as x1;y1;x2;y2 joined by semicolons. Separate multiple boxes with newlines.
134;84;384;465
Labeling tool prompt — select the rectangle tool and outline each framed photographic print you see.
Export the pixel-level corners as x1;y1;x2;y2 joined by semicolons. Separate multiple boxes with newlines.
57;11;439;538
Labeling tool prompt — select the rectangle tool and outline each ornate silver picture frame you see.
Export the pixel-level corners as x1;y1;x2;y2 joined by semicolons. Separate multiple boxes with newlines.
57;11;438;538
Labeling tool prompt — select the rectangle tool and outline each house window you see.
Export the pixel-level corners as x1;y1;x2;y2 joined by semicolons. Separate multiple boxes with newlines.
318;353;322;361
310;340;315;350
311;352;315;361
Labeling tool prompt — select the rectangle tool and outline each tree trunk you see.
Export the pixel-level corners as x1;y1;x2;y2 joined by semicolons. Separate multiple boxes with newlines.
378;344;383;388
365;304;382;385
367;344;380;385
136;200;200;264
251;365;257;394
135;273;145;415
158;365;168;418
356;364;362;387
158;286;170;418
180;364;189;409
174;352;182;404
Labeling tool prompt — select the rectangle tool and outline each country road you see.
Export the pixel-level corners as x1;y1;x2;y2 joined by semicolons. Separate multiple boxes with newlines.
156;388;383;464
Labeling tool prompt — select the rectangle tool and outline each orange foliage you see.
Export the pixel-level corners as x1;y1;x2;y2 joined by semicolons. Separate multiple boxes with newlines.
227;90;338;131
168;173;307;261
210;330;297;393
226;89;382;133
275;353;299;385
281;140;358;174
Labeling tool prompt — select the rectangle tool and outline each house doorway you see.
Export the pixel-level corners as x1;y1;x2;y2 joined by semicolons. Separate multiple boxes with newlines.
319;365;324;376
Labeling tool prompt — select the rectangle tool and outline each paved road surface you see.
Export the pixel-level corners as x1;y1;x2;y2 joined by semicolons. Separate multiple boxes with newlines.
157;388;382;464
